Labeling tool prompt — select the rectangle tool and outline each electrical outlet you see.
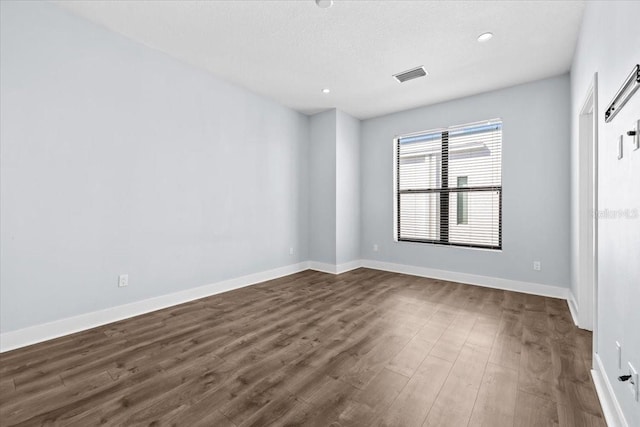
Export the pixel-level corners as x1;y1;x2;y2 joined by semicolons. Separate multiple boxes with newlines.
533;261;541;271
289;247;294;255
628;362;638;402
373;244;379;252
118;274;128;288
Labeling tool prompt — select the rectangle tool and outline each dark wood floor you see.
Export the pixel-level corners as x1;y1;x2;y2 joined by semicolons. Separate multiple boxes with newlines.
0;268;605;426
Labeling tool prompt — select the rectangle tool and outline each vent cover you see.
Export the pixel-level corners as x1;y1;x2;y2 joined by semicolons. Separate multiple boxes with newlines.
393;66;428;83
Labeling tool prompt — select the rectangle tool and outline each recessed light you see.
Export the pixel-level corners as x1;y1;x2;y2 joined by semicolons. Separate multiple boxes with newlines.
321;88;331;94
315;0;334;9
477;32;494;42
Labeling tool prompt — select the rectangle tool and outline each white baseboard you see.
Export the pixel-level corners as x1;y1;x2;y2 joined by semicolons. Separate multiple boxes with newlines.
0;262;310;353
336;260;363;274
309;259;569;299
361;259;569;300
308;261;339;274
0;258;571;353
308;260;363;274
592;353;628;427
567;291;580;326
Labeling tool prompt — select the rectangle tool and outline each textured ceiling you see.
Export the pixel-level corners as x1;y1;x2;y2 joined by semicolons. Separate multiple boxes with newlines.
54;0;585;119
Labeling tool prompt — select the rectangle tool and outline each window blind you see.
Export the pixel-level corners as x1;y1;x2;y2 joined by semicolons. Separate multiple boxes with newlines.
395;119;502;250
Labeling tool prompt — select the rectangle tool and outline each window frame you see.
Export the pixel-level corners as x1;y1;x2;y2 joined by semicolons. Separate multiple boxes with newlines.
393;120;503;251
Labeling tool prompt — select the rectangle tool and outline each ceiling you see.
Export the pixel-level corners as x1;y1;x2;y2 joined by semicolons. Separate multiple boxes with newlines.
54;0;585;120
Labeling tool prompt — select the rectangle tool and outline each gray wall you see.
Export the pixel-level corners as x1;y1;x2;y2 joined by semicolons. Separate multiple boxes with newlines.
0;1;309;333
309;109;360;266
571;2;640;425
360;75;572;287
308;110;337;264
336;110;360;265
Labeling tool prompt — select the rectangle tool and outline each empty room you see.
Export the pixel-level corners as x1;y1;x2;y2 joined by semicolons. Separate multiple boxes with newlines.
0;0;638;426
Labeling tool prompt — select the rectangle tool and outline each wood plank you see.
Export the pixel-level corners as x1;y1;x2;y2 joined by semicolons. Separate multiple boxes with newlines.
0;268;605;426
557;403;606;427
513;390;559;427
386;336;435;378
171;407;236;427
465;314;501;350
290;375;360;427
353;367;409;411
422;344;490;427
468;363;518;427
238;392;301;427
377;355;452;427
339;331;412;389
488;311;523;370
0;376;15;398
428;312;476;362
519;315;555;402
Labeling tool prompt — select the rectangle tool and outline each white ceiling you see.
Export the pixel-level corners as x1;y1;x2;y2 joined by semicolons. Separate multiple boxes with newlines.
54;0;585;120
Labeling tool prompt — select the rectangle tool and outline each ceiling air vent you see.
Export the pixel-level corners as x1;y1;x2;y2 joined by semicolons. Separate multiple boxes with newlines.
393;66;428;83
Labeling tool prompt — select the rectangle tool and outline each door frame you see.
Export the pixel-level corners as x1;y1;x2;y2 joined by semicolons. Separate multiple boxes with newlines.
577;73;598;350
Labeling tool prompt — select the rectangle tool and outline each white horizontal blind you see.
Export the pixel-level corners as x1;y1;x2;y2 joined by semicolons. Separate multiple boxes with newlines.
396;119;502;249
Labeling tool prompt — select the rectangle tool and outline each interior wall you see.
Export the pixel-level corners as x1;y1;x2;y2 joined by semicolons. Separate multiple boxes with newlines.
308;109;360;267
571;1;640;425
308;110;337;265
0;1;310;333
360;75;572;288
336;110;361;265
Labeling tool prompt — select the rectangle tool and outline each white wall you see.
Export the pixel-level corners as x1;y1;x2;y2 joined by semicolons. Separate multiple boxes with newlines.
336;110;360;265
309;110;337;264
309;109;360;267
361;75;572;288
571;2;640;425
0;1;309;333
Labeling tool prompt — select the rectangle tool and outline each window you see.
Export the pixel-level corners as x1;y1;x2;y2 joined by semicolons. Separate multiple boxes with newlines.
394;119;502;250
457;176;468;225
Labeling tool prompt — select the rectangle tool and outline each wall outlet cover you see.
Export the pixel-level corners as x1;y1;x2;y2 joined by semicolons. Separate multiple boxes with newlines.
118;274;128;288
